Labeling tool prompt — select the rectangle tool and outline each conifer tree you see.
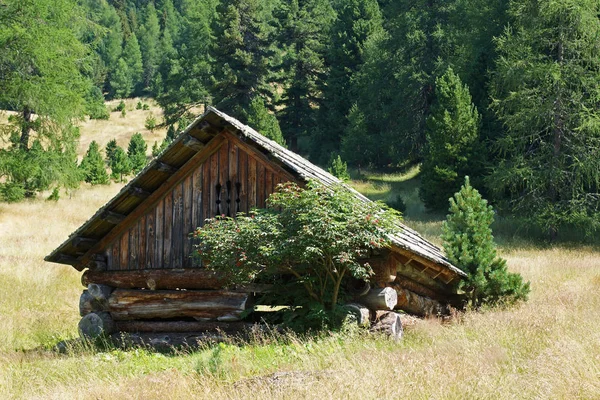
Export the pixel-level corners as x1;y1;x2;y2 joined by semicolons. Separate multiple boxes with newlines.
420;68;480;210
105;139;118;164
210;0;277;121
442;177;530;307
488;0;600;236
138;3;161;89
79;141;110;185
109;145;131;182
0;0;90;199
127;133;148;173
111;58;133;98
246;97;285;146
312;0;383;163
158;0;217;124
275;0;334;151
122;33;144;93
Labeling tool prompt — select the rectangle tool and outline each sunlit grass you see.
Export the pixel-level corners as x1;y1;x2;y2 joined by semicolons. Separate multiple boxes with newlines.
0;118;599;399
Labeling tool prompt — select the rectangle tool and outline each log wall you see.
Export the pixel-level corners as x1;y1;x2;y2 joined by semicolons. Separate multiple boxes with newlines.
105;136;291;271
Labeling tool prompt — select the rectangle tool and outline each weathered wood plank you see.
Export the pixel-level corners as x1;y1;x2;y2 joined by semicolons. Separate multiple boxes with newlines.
265;170;273;204
82;269;226;290
163;191;173;268
155;198;164;269
210;151;219;217
129;221;139;270
145;207;155;269
110;240;120;271
78;135;226;269
139;215;146;269
202;153;211;223
108;289;251;321
183;173;193;268
119;230;129;271
256;162;265;208
172;182;184;269
248;156;257;210
238;148;248;214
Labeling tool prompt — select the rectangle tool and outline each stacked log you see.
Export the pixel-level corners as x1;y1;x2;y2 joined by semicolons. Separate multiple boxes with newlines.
77;271;254;340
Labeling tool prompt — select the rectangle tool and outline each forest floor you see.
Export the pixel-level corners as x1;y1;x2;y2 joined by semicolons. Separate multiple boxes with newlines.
1;106;599;399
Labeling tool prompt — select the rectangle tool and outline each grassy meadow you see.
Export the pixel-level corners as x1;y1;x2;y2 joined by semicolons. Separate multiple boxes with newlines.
1;107;600;399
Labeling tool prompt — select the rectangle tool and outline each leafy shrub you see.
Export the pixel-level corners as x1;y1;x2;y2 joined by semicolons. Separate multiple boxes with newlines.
136;101;142;110
120;109;126;118
442;177;530;307
193;181;401;330
142;103;150;110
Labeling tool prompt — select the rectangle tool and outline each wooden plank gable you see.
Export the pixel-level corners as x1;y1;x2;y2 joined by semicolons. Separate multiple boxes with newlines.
104;134;299;271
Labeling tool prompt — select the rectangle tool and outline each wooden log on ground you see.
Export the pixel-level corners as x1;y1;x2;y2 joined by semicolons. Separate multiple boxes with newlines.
370;311;402;340
108;289;251;321
114;320;258;333
111;332;225;349
343;303;371;327
359;287;398;311
78;312;115;339
79;290;108;316
370;257;397;285
394;286;449;317
81;269;227;290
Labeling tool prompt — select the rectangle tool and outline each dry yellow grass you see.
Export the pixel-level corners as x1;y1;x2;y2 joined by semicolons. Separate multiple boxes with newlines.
0;109;599;399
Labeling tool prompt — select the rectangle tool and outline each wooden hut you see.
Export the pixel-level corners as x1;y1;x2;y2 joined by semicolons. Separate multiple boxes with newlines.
45;107;466;344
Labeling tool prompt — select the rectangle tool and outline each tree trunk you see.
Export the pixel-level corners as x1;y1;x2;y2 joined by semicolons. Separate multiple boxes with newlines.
359;287;397;311
78;312;115;339
370;311;402;340
107;289;251;321
20;106;32;151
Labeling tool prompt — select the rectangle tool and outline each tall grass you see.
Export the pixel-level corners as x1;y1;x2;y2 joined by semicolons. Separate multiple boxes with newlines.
0;125;599;398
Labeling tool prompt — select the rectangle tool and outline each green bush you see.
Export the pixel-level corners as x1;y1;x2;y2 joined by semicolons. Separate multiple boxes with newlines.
0;182;26;202
193;181;401;331
136;101;142;110
386;195;406;214
47;187;60;201
442;177;530;307
145;114;157;131
142;103;150;110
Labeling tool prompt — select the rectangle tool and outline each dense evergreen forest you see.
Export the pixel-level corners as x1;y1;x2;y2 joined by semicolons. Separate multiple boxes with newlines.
0;0;599;237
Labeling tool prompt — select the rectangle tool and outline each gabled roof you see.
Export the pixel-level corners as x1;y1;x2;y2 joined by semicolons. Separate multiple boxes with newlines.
45;107;466;283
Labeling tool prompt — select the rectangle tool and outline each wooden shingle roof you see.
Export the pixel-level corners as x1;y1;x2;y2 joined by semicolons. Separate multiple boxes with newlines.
45;107;466;283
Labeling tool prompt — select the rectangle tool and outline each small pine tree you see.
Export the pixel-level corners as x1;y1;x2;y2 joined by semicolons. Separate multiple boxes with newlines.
327;155;350;182
105;139;118;164
127;133;148;174
79;141;109;185
109;146;131;182
145;114;157;131
442;177;530;308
